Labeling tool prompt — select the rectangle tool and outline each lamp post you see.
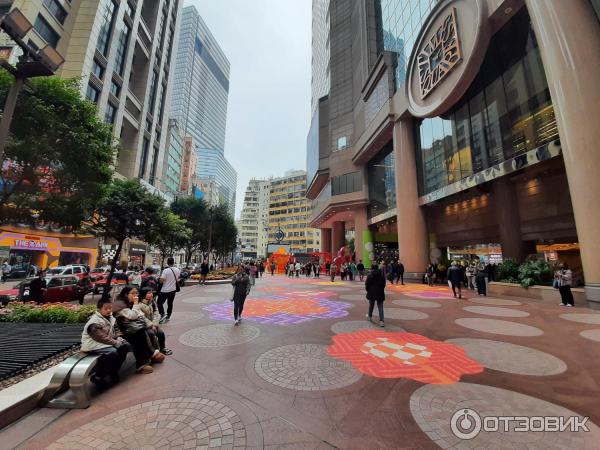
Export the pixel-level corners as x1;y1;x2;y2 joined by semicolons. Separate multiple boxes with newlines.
0;5;65;161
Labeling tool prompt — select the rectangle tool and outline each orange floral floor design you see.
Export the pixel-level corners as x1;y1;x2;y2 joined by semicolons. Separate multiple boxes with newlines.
386;283;456;299
328;330;483;384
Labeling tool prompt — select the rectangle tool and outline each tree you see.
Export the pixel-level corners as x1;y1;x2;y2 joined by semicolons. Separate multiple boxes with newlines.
210;204;238;264
170;197;208;265
88;179;165;297
0;71;115;228
147;210;191;268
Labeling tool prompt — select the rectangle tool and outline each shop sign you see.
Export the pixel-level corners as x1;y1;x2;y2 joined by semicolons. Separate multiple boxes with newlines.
14;239;49;249
129;245;147;255
406;0;490;118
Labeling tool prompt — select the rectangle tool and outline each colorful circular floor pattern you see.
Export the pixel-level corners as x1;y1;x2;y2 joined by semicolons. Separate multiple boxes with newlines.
392;299;442;309
446;338;567;376
254;344;362;391
328;330;483;384
580;329;600;342
468;297;523;306
559;313;600;325
410;383;600;449
384;308;429;321
178;323;261;348
203;296;352;325
47;397;247;449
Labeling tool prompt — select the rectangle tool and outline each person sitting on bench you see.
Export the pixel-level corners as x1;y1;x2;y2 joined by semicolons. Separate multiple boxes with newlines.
81;299;132;390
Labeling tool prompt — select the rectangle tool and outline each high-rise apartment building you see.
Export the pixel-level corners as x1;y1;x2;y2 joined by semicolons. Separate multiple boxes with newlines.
196;147;237;217
270;170;320;255
4;0;182;186
239;179;271;260
308;0;600;304
311;0;331;115
197;179;220;207
170;5;237;216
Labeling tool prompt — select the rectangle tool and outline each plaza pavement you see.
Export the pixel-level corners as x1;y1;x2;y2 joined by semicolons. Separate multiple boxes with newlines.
2;275;600;449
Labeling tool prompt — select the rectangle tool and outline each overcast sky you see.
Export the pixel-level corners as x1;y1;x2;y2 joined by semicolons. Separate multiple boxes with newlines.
184;0;312;219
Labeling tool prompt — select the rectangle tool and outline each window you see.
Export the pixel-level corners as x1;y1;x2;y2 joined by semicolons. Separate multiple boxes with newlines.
104;102;117;124
96;0;116;56
114;21;130;75
109;80;121;97
336;136;348;150
43;0;68;25
148;70;158;112
331;172;362;195
85;83;100;103
34;14;60;47
91;60;104;79
139;138;149;179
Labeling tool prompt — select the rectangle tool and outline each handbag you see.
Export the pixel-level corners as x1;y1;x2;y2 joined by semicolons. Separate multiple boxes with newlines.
170;268;181;292
121;316;147;334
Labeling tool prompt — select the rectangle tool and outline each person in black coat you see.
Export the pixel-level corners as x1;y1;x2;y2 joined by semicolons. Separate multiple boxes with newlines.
231;265;251;325
365;264;386;327
447;261;464;299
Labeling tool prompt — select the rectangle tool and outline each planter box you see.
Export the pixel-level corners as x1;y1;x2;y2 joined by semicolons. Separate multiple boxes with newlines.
488;282;588;306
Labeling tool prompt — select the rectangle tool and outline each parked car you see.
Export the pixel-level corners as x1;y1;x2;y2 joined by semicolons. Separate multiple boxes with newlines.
6;265;29;279
0;276;91;303
45;265;88;282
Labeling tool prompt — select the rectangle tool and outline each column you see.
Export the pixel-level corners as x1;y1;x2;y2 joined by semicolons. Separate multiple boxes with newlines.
492;178;524;261
320;228;332;255
353;207;370;265
526;0;600;302
393;119;429;273
332;221;346;255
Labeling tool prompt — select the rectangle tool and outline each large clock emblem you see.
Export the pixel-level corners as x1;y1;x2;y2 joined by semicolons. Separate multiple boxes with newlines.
417;8;462;99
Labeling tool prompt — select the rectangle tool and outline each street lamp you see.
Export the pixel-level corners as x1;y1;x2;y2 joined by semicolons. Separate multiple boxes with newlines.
0;6;65;161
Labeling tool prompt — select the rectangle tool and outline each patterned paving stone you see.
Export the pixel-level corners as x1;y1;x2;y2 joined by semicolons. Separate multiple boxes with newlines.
383;308;429;321
559;313;600;325
462;305;530;318
392;299;442;309
254;344;362;391
331;320;405;334
580;329;600;342
178;323;260;348
468;297;523;306
410;383;600;449
455;318;543;337
446;338;567;375
47;397;247;449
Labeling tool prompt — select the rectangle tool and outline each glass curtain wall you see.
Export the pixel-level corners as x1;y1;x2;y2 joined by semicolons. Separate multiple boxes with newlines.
367;141;397;219
415;9;559;196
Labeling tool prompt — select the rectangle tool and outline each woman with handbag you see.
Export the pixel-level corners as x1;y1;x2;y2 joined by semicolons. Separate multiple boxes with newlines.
231;264;251;325
113;286;165;374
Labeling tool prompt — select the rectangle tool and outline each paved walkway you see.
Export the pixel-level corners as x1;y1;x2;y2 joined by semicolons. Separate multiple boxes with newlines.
2;276;600;449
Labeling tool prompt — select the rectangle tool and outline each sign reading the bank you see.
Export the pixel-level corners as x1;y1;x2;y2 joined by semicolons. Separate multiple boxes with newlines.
418;8;462;99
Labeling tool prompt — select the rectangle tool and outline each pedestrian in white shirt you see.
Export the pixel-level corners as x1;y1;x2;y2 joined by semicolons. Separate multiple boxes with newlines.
158;257;181;323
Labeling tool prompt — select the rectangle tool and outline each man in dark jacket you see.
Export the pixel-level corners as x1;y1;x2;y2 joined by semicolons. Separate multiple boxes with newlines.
396;261;405;285
29;271;47;304
447;261;464;299
231;265;251;325
365;264;386;327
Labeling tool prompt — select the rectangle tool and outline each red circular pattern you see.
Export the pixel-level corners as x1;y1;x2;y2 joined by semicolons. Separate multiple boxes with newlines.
328;330;483;384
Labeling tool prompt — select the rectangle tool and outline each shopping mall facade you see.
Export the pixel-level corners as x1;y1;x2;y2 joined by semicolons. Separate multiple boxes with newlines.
307;0;600;303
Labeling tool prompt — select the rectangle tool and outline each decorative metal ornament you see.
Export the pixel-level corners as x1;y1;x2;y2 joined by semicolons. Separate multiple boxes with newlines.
417;8;462;99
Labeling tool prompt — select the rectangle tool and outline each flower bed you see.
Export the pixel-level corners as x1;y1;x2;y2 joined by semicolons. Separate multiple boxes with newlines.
0;302;95;323
190;268;236;281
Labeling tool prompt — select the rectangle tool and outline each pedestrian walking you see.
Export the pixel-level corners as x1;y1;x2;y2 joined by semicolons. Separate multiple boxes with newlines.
447;261;463;299
556;263;574;306
199;262;209;285
475;263;487;296
325;262;331;276
357;260;365;281
29;271;47;304
465;264;475;290
397;261;405;285
295;261;301;277
315;263;321;278
157;257;181;324
350;262;357;281
231;265;251;325
249;262;258;286
426;263;435;286
2;261;11;282
259;261;265;278
270;261;275;276
365;264;386;327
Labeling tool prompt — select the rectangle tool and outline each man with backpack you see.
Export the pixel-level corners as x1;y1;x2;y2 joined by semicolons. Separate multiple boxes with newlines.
157;258;181;324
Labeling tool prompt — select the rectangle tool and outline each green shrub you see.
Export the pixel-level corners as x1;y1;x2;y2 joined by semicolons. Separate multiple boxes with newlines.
0;302;95;323
517;259;553;288
496;259;520;282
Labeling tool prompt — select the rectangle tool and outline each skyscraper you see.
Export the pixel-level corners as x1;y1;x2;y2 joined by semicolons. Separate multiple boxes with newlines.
239;179;271;260
171;5;237;215
2;0;182;192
